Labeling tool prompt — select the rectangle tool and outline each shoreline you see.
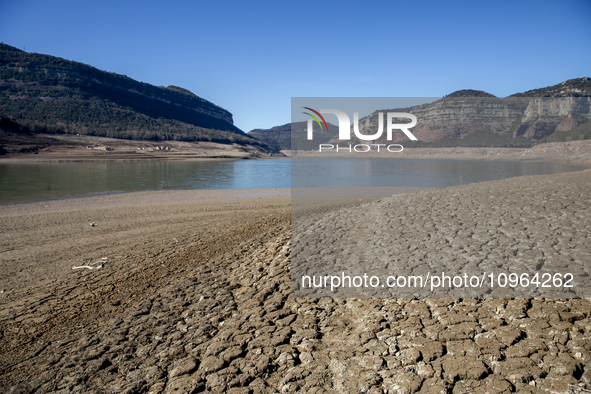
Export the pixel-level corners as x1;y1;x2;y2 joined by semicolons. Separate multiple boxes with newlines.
2;136;591;166
0;132;284;161
0;187;292;210
286;139;591;167
1;149;587;206
0;185;292;207
0;153;282;163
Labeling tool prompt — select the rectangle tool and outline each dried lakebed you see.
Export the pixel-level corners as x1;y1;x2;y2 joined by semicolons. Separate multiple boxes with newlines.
292;170;591;299
0;171;591;393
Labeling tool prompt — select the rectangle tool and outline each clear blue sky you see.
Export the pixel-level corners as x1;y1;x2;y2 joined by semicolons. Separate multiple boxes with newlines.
1;0;590;132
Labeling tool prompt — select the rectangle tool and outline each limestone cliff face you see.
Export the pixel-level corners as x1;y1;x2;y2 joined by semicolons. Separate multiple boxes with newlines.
514;97;591;139
345;78;591;146
349;97;523;144
352;96;591;145
522;97;591;120
406;98;526;142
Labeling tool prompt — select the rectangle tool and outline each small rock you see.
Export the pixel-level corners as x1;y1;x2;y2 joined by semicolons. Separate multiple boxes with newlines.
198;356;225;374
169;357;198;378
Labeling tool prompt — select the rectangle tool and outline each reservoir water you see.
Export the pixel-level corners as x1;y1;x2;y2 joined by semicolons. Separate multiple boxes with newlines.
0;158;584;204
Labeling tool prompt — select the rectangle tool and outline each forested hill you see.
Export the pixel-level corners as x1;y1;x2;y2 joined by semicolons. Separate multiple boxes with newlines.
0;43;264;146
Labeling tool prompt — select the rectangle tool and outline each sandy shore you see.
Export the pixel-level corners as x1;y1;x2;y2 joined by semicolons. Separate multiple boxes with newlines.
0;188;291;293
1;170;591;393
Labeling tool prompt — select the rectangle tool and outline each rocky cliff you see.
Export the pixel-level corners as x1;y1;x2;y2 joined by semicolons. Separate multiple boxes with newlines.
516;97;591;139
350;79;591;147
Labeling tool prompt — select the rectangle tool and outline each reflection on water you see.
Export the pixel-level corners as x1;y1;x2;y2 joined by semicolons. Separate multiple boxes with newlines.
292;158;585;188
0;158;584;204
0;159;291;204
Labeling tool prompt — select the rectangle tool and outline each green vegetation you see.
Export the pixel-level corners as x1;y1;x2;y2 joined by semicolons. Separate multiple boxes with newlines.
0;113;66;154
0;113;20;131
0;43;267;147
249;124;292;151
510;77;591;97
540;121;591;143
445;89;496;98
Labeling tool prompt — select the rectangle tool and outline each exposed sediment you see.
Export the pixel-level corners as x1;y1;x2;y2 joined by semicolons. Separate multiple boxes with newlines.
292;169;591;299
286;139;591;166
1;171;591;393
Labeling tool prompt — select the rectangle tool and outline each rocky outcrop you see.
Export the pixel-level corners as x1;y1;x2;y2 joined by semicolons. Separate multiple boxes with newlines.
315;79;591;146
351;96;591;145
261;79;591;150
513;97;591;139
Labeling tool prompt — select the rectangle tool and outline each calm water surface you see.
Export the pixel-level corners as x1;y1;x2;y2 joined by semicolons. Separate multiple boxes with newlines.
291;158;585;188
0;158;584;204
0;159;291;204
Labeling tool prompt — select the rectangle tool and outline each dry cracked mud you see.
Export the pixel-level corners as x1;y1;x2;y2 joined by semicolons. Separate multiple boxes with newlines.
1;171;591;393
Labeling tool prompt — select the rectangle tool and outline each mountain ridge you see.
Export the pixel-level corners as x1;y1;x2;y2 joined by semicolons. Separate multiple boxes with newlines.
253;78;591;150
248;121;337;151
0;43;266;148
510;77;591;97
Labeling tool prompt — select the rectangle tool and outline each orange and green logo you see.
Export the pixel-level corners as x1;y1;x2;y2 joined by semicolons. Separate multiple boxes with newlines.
302;107;329;132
